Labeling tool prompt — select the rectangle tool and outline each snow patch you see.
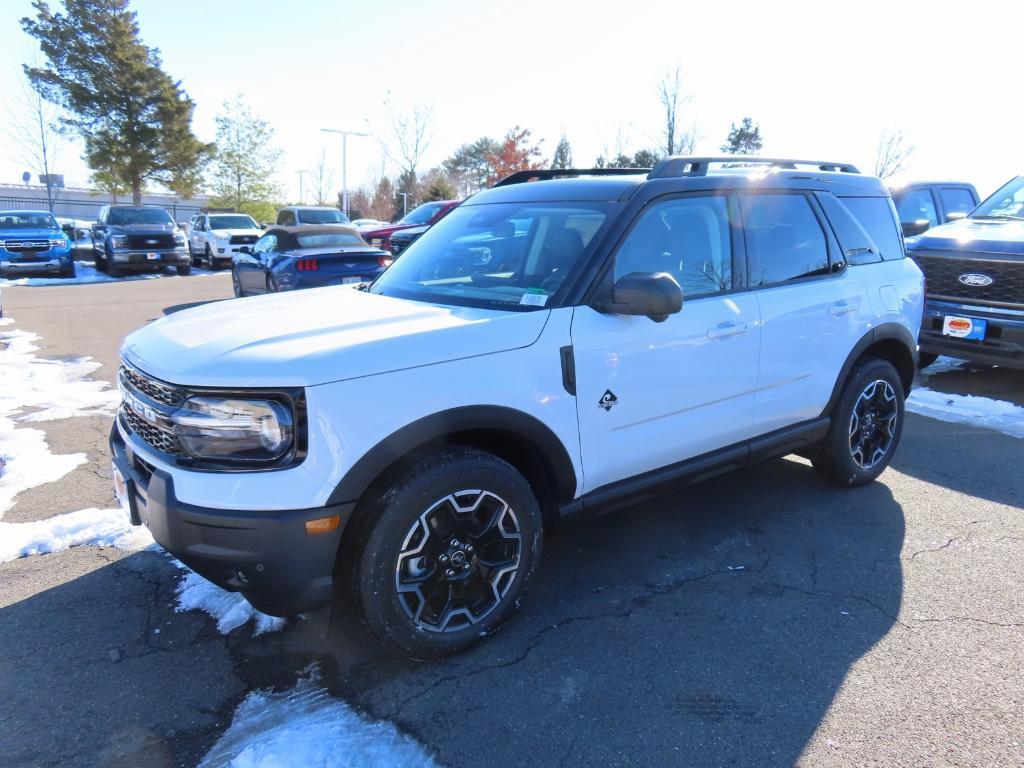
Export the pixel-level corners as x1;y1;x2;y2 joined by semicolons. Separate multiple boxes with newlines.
0;261;217;287
199;670;438;768
0;423;86;518
174;565;286;636
907;388;1024;439
0;506;153;563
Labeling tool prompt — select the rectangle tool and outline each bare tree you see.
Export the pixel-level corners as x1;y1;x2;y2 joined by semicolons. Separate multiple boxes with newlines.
656;66;696;157
311;148;336;206
381;97;434;181
874;128;915;180
4;70;65;212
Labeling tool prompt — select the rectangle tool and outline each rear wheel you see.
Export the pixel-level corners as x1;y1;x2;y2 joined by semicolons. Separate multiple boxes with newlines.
812;357;905;487
60;262;76;278
353;448;543;658
265;274;278;293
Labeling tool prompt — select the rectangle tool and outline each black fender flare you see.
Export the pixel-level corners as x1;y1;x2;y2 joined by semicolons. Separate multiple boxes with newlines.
326;405;578;506
821;322;917;416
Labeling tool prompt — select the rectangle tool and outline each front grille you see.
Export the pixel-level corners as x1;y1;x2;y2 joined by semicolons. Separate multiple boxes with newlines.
120;364;184;407
124;234;176;250
121;409;183;455
913;253;1024;307
2;240;50;253
229;235;258;245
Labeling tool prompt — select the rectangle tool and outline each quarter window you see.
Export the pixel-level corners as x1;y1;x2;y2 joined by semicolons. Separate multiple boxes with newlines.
614;196;732;298
838;196;905;261
740;194;829;285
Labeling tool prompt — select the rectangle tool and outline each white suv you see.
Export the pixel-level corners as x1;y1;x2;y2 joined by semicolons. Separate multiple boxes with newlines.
111;158;924;657
188;212;263;270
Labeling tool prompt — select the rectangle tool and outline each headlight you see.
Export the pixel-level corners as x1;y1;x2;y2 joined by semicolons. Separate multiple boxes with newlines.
173;233;186;246
48;237;68;249
171;396;293;463
112;235;127;248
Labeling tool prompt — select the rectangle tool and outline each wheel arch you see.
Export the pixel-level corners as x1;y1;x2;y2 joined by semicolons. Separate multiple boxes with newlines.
327;405;578;522
822;322;917;416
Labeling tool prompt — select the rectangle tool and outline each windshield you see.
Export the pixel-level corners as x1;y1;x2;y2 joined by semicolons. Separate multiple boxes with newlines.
107;208;174;226
0;212;58;230
296;232;365;248
370;202;614;311
209;214;258;230
398;202;447;226
972;177;1024;220
296;209;350;225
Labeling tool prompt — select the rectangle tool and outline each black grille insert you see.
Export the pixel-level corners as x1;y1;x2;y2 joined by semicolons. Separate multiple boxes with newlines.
913;253;1024;307
124;234;176;250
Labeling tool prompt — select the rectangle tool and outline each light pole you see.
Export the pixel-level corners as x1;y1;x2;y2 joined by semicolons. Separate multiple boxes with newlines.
295;170;311;205
399;191;409;217
320;127;369;216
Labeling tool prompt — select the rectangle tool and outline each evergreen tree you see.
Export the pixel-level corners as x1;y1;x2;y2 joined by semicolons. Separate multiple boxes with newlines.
721;117;763;155
22;0;211;203
550;135;573;169
208;96;283;219
443;137;500;193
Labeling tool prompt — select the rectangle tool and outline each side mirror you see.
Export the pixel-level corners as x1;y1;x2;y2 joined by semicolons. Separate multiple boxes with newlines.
901;219;930;237
597;272;683;322
945;211;967;223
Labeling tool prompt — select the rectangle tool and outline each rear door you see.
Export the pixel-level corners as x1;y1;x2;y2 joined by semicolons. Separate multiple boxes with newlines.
571;193;762;493
742;192;872;433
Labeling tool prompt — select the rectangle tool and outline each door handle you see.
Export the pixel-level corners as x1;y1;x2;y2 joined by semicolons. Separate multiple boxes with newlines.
707;322;749;339
830;300;857;317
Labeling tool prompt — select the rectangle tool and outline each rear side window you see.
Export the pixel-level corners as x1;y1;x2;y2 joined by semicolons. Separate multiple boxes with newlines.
740;194;829;285
940;187;976;217
839;197;905;261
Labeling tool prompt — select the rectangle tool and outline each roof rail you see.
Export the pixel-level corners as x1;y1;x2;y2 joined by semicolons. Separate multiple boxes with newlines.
493;167;651;187
648;156;860;179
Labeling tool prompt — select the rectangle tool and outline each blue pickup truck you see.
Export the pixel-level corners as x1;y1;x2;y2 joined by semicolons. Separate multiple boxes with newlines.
908;175;1024;369
0;209;75;279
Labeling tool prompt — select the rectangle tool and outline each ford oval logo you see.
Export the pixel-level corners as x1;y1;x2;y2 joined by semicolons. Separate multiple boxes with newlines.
958;273;993;287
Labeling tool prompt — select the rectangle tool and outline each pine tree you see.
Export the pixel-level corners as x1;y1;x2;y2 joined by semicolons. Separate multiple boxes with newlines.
208;95;282;219
443;137;500;193
550;135;573;169
721;117;763;155
22;0;211;203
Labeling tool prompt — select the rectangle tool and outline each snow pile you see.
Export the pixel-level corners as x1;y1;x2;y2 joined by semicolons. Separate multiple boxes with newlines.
0;328;120;422
0;324;120;517
199;670;438;768
907;388;1024;439
0;506;153;563
174;566;286;636
0;261;216;287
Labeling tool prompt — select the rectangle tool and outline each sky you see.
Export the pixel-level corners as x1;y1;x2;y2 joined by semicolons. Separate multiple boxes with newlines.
1;0;1022;204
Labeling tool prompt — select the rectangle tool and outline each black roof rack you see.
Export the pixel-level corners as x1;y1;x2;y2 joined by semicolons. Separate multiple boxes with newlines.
649;156;860;178
493;167;651;187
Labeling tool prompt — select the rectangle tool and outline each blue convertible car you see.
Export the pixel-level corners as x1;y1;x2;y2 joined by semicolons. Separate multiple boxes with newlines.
0;210;75;278
231;225;393;297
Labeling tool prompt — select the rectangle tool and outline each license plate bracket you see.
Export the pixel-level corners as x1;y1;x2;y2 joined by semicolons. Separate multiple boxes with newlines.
342;276;364;285
942;315;987;341
146;252;158;260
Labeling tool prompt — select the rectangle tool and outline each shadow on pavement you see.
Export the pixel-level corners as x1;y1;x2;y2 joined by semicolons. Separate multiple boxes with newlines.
163;299;226;315
320;457;906;768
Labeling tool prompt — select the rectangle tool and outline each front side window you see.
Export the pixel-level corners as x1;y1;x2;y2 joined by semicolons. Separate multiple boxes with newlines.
741;194;829;285
254;234;277;254
296;208;350;225
0;212;59;230
371;202;614;311
972;177;1023;220
106;208;174;226
398;202;447;226
895;189;939;226
613;196;732;298
939;187;976;217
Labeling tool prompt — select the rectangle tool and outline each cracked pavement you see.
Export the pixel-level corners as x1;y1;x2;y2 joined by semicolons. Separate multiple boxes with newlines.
1;276;1022;767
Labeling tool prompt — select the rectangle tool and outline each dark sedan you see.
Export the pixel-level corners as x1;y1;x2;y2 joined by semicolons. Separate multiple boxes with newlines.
231;225;393;297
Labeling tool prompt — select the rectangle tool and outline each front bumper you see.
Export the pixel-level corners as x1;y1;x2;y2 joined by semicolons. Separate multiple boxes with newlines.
110;422;354;616
920;298;1024;369
1;251;71;274
110;248;189;269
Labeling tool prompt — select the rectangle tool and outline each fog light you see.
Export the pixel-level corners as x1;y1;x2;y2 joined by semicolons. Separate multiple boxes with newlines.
305;515;340;535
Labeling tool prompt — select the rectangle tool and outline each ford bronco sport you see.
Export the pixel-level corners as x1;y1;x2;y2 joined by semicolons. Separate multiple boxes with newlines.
111;157;924;657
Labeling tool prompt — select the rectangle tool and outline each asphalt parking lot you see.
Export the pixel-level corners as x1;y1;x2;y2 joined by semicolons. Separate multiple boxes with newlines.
1;273;1022;768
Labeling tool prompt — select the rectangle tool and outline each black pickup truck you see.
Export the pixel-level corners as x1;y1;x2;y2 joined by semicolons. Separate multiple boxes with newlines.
908;175;1024;369
92;205;191;277
890;181;979;238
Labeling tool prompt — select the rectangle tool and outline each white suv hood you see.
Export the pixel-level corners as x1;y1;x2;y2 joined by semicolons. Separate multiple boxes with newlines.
121;287;549;387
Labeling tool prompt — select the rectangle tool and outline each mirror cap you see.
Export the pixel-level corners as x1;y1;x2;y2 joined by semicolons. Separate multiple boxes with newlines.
601;271;683;322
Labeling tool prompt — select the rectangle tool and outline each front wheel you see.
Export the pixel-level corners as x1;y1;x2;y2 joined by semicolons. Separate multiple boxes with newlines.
175;263;191;276
231;270;243;297
354;448;543;658
812;357;905;487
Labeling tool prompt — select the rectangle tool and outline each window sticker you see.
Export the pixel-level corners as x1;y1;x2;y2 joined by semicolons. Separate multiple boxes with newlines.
519;293;549;307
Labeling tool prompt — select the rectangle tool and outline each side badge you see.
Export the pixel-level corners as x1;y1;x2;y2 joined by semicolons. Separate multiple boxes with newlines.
598;390;618;411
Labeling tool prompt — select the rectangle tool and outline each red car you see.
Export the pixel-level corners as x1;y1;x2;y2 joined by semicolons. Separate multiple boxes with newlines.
362;200;460;251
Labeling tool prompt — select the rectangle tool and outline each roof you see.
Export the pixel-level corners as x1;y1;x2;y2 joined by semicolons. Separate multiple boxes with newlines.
278;205;344;211
0;209;56;215
262;225;370;251
888;181;978;190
